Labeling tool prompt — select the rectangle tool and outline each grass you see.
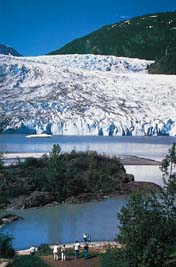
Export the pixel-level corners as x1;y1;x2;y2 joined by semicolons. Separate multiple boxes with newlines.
8;255;50;267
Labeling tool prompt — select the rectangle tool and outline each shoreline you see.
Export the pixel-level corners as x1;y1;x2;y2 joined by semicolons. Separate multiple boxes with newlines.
3;152;161;166
16;241;120;255
0;181;161;211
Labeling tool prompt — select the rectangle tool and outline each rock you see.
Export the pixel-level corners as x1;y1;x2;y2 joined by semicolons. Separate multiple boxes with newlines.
22;191;56;208
122;173;134;183
0;214;23;228
65;193;103;204
0;262;9;267
120;181;161;195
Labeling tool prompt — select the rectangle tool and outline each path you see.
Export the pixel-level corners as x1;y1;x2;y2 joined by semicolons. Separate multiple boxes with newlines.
41;255;100;267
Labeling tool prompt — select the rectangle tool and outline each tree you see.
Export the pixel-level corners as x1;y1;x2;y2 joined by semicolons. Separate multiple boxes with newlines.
47;144;65;200
102;143;176;267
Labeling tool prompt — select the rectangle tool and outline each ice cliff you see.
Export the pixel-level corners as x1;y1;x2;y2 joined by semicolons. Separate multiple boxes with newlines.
0;54;176;136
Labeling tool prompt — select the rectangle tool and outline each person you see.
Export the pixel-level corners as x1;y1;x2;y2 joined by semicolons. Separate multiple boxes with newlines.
83;243;89;258
29;246;35;256
74;240;80;259
83;233;87;242
88;234;91;243
61;244;66;261
53;243;59;261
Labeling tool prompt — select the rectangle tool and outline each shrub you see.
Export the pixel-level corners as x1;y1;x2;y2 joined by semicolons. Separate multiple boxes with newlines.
0;232;15;258
8;255;49;267
36;243;52;256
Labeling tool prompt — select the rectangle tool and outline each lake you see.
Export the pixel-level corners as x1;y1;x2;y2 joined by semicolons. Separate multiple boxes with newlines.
0;134;175;160
0;135;175;249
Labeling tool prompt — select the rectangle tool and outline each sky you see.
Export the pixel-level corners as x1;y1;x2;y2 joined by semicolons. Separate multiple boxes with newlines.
0;0;176;56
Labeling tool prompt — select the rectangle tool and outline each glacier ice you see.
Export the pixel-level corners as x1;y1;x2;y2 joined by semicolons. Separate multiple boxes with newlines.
0;54;176;136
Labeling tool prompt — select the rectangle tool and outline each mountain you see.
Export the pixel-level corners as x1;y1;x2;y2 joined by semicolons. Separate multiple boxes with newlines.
49;11;176;60
0;54;176;136
148;53;176;74
0;44;22;57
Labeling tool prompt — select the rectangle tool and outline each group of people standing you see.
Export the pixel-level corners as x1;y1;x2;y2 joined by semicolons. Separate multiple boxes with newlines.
53;243;66;261
52;232;91;261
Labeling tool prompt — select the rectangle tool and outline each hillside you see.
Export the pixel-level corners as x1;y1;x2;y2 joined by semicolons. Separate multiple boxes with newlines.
0;44;22;57
49;11;176;60
0;54;176;136
148;53;176;74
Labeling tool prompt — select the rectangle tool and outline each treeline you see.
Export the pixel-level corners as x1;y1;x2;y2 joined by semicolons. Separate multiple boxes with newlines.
0;145;131;208
49;11;176;61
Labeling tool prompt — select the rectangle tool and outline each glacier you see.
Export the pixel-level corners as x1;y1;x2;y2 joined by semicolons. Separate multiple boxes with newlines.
0;54;176;136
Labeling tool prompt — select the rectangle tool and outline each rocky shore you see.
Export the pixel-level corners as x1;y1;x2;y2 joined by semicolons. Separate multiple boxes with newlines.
0;180;161;211
0;214;23;228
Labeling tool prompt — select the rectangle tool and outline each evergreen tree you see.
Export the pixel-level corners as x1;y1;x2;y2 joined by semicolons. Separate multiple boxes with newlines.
47;144;65;200
102;143;176;267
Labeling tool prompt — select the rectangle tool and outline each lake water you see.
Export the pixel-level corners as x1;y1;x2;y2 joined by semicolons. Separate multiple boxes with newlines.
0;135;176;249
0;135;175;160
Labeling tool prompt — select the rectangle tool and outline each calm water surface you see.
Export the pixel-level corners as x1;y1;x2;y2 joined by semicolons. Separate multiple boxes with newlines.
0;135;175;249
0;135;176;161
1;197;126;250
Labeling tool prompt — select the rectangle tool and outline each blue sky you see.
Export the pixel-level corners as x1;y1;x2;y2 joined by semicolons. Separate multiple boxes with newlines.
0;0;176;56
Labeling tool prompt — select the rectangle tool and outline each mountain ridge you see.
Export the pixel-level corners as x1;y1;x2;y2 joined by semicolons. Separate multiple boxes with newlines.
0;44;22;57
48;11;176;60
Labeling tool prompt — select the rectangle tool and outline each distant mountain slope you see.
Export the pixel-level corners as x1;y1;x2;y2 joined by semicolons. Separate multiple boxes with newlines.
0;44;22;57
148;53;176;74
0;54;176;136
49;11;176;60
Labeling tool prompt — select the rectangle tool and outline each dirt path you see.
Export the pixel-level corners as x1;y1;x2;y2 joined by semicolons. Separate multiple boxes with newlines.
41;255;101;267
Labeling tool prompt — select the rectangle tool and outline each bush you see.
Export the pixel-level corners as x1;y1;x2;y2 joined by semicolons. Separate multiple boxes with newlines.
8;255;49;267
0;232;15;258
101;248;126;267
36;244;52;256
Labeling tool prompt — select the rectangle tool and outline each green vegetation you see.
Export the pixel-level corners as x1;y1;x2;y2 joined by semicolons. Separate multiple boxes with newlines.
0;232;15;258
0;145;131;208
48;11;176;60
0;152;4;169
148;53;176;74
101;143;176;267
36;244;52;256
8;255;50;267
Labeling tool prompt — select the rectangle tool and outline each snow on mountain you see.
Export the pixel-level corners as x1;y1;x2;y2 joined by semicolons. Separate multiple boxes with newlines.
0;54;176;136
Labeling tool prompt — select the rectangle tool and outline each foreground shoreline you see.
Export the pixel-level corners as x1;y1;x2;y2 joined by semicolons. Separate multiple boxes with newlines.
16;241;120;255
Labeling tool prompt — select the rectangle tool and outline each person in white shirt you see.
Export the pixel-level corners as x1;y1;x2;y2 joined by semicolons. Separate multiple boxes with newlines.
61;244;66;261
53;243;59;261
74;240;80;259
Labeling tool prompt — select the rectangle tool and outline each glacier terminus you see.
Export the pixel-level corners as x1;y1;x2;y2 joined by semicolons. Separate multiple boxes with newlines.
0;54;176;136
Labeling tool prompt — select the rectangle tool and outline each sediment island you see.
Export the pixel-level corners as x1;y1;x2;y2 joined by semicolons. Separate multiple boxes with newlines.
0;145;161;210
